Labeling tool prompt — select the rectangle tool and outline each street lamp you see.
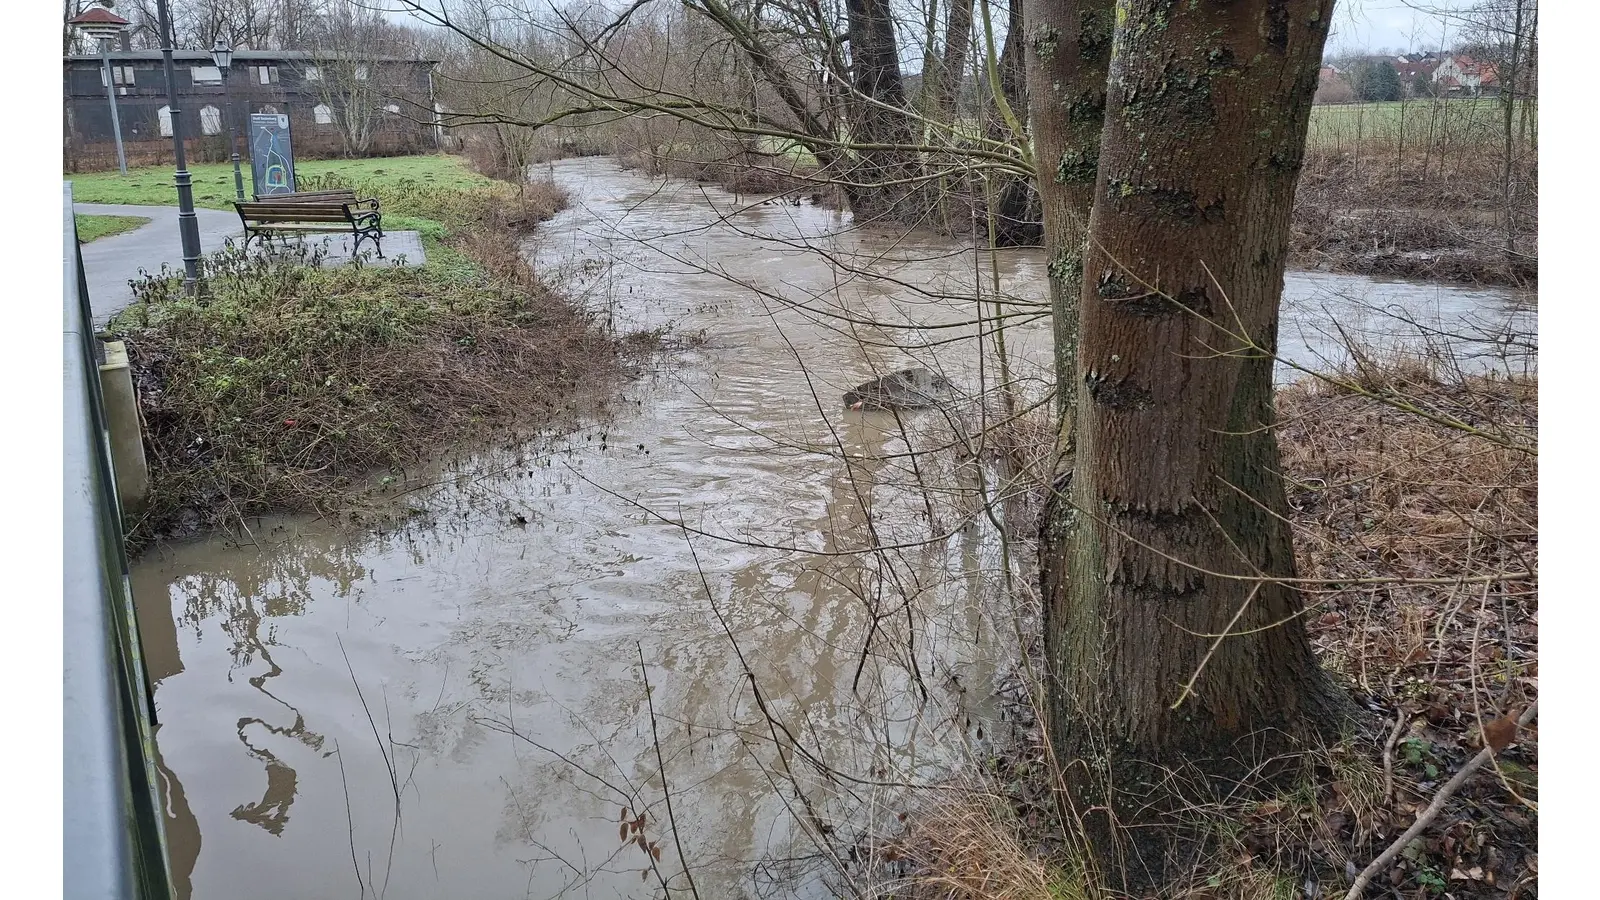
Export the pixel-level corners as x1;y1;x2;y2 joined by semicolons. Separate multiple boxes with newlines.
156;0;202;289
67;5;130;175
211;40;245;203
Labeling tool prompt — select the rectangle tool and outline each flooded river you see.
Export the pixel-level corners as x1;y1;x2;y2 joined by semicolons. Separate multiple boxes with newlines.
132;158;1534;899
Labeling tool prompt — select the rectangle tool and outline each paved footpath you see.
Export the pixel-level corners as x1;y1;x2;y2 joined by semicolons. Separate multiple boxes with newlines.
74;203;241;323
74;202;427;324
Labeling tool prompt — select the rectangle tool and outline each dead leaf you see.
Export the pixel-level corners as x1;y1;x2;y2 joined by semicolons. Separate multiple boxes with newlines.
640;869;649;882
619;822;628;843
651;842;662;862
636;834;648;853
1484;708;1523;753
621;807;631;822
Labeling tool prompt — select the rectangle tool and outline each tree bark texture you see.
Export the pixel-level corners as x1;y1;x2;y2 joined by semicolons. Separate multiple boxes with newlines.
1042;0;1345;886
1022;0;1114;435
843;0;920;222
931;0;975;125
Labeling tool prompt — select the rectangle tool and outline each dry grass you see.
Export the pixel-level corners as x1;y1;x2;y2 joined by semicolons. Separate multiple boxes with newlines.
890;366;1536;899
891;791;1079;900
1291;144;1536;286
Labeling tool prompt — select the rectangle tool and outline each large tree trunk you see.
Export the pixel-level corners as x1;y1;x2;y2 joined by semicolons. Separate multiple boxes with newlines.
1039;0;1346;888
1023;0;1113;436
988;0;1040;247
929;0;975;126
842;0;920;222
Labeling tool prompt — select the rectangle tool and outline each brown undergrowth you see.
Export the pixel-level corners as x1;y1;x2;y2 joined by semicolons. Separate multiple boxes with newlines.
886;368;1536;899
1291;145;1536;287
110;176;653;550
617;148;837;202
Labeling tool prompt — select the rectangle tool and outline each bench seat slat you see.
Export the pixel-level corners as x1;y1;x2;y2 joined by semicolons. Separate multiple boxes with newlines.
250;223;355;232
240;210;352;221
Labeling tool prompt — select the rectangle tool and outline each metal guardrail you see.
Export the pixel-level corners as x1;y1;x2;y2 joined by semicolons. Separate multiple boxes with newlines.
63;182;175;900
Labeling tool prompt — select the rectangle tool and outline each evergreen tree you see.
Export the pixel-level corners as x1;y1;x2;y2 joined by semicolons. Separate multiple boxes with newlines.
1358;59;1403;101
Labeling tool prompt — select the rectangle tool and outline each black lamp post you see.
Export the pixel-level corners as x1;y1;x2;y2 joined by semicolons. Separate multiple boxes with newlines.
157;0;202;290
211;40;245;203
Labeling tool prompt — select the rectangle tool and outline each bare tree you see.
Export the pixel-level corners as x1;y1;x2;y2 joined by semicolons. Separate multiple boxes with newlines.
1457;0;1538;257
301;0;420;156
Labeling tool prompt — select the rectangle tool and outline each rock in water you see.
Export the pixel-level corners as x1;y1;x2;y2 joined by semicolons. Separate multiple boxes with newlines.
843;368;954;411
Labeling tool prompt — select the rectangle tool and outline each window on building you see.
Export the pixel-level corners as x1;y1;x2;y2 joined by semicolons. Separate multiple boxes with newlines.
302;65;322;81
253;65;279;85
313;103;334;125
383;103;401;114
355;64;370;81
190;65;222;85
200;105;222;135
99;66;137;87
158;105;172;137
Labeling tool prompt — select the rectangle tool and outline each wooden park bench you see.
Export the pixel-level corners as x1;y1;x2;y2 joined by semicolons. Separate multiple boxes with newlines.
234;198;385;258
254;188;380;213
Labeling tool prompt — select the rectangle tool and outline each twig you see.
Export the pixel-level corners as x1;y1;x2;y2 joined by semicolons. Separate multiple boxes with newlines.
1381;710;1409;807
334;740;367;899
1343;700;1538;899
637;642;702;900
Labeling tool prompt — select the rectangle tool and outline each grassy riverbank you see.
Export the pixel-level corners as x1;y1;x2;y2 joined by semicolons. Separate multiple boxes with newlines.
105;156;643;549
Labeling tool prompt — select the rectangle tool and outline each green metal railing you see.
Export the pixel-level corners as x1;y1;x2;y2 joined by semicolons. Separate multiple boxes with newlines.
63;182;176;900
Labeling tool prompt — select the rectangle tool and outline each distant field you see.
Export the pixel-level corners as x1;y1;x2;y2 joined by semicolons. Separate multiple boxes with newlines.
1307;98;1536;150
66;154;491;210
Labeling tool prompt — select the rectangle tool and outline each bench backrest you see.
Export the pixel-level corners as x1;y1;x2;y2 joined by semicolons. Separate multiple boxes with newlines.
236;201;355;223
254;189;360;204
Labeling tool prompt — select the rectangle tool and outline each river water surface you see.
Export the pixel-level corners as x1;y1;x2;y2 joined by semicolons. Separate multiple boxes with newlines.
132;158;1535;900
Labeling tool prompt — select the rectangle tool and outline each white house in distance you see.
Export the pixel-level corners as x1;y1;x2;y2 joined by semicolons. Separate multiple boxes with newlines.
1432;55;1500;96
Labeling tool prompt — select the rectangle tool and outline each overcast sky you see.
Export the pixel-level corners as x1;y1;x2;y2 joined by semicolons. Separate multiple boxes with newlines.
386;0;1488;59
1327;0;1481;54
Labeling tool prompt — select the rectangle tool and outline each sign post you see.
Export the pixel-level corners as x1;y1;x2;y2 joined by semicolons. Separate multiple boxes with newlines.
248;113;297;197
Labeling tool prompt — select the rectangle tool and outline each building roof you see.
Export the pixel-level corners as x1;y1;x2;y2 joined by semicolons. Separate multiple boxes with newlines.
66;7;130;27
66;50;438;65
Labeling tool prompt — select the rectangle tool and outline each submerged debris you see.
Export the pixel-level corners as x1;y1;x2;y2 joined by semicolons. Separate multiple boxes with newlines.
843;368;956;411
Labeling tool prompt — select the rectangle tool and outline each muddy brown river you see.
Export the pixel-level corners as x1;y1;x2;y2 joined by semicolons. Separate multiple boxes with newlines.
132;158;1535;900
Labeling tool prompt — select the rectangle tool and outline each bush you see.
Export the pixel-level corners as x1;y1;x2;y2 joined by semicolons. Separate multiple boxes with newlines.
109;183;617;548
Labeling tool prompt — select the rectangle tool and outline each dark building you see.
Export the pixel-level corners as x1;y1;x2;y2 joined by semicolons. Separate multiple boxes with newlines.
65;50;442;171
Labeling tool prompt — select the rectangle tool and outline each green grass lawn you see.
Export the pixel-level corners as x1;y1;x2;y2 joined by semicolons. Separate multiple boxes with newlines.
1306;98;1536;150
75;213;151;243
66;154;493;210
